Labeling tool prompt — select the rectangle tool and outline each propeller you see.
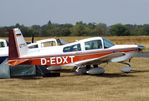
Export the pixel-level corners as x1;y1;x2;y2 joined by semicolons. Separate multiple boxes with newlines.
31;33;35;43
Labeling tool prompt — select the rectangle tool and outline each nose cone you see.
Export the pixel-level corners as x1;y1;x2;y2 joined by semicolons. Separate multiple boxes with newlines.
137;45;144;51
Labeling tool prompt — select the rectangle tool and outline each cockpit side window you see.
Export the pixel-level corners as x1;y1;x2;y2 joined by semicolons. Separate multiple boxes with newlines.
103;38;114;48
63;44;81;52
85;40;102;50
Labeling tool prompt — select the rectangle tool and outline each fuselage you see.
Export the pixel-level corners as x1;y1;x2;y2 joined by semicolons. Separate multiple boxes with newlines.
18;37;141;66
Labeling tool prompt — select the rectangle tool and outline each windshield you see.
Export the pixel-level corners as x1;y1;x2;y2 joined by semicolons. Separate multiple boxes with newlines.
0;42;5;48
103;38;114;48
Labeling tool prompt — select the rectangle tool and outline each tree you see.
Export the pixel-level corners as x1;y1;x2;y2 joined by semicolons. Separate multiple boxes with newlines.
70;21;87;36
143;24;149;35
0;27;7;37
31;25;41;36
48;20;52;25
95;23;107;36
109;24;130;36
0;21;148;37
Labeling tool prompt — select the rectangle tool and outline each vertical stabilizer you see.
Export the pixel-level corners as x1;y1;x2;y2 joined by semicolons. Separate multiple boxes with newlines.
9;28;28;59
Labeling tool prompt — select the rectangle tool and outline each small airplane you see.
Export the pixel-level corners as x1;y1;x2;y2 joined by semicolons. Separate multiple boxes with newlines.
8;28;144;75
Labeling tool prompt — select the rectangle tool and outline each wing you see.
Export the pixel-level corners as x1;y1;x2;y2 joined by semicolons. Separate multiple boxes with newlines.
75;52;125;65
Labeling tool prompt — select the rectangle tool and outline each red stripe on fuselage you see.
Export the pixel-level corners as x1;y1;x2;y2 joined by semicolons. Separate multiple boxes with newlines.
31;51;112;66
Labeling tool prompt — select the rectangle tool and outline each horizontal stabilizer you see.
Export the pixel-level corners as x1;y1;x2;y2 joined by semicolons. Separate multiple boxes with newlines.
8;59;29;66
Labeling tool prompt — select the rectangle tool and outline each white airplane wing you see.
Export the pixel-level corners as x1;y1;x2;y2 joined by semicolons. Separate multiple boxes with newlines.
75;52;125;65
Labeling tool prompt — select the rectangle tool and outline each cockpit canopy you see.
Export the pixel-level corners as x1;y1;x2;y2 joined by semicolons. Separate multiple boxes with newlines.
28;38;68;49
63;37;114;53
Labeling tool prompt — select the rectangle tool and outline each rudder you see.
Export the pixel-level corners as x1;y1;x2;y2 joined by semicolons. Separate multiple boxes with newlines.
9;28;28;59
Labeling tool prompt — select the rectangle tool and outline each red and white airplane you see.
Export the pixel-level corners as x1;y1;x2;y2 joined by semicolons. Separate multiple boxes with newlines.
8;28;144;75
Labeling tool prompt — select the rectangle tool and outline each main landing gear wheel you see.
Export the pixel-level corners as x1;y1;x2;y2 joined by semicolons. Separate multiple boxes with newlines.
86;67;105;75
120;62;132;73
74;65;105;75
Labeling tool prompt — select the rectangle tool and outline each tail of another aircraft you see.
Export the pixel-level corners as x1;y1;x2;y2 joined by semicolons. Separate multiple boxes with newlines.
9;28;28;59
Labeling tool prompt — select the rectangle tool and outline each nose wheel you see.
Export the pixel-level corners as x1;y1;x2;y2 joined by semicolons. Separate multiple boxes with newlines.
120;62;132;73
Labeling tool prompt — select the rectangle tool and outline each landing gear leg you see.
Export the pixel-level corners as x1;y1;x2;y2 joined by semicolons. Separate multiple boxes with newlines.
74;66;87;75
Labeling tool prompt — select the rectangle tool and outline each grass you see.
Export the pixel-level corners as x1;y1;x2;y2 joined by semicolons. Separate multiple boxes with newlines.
0;58;149;101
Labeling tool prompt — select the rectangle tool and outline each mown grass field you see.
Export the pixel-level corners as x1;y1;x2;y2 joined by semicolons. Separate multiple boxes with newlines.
0;58;149;101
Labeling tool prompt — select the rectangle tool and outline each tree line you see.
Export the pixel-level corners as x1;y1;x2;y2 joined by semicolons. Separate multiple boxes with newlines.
0;21;149;37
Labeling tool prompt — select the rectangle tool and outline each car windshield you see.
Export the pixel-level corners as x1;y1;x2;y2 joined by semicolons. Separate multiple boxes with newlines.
103;38;114;48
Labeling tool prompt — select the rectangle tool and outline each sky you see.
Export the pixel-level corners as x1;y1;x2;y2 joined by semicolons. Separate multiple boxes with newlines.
0;0;149;26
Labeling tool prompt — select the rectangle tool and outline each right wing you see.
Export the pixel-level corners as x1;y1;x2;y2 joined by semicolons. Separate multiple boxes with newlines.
75;52;125;65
